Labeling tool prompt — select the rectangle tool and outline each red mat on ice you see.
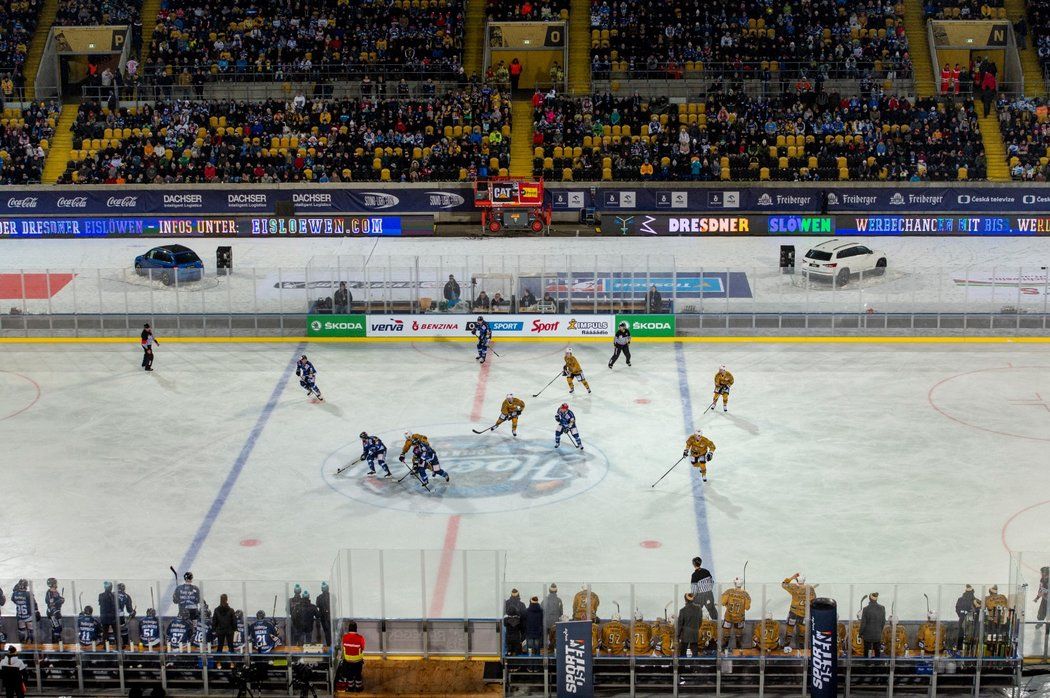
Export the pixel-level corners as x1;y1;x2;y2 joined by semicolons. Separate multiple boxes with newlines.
0;273;75;299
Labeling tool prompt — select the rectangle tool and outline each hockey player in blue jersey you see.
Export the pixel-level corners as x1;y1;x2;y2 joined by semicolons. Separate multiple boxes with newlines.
360;432;391;477
45;578;65;643
191;602;215;649
11;579;37;643
412;443;450;485
296;355;324;401
554;404;583;449
77;606;103;646
473;316;493;363
117;582;135;647
234;610;246;651
138;608;161;649
249;610;281;653
173;571;201;621
167;616;192;648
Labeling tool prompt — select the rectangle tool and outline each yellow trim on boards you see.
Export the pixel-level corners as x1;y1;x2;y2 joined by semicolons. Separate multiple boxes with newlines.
2;336;1050;345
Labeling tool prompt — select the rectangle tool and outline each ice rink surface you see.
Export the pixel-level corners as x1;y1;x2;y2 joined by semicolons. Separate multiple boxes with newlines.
3;338;1049;605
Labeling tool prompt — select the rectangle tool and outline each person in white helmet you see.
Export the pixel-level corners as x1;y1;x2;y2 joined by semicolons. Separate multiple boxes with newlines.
493;393;525;436
781;572;815;652
712;365;734;412
683;429;716;482
917;611;944;655
562;348;591;394
720;578;751;651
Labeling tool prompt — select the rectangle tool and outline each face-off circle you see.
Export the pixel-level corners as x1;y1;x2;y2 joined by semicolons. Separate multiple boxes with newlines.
0;371;41;422
322;422;611;515
928;366;1050;442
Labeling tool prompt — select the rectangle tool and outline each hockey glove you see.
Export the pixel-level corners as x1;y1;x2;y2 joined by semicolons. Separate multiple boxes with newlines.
706;453;714;462
399;454;406;463
682;450;689;457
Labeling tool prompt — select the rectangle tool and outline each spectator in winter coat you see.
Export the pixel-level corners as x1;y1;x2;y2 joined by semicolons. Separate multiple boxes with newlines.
212;594;237;655
540;583;563;651
503;589;527;656
860;592;886;657
333;282;351;314
955;584;979;650
443;275;461;308
293;591;319;646
676;594;702;656
524;597;545;654
521;288;537;309
646;285;663;312
317;582;332;646
0;646;26;698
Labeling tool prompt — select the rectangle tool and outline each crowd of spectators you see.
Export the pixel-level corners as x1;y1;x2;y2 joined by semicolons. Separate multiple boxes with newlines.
55;0;140;26
0;101;59;184
486;0;569;21
0;0;41;96
1030;0;1050;70
147;0;465;81
57;88;511;184
589;0;911;82
998;96;1050;180
530;90;985;181
922;0;1004;19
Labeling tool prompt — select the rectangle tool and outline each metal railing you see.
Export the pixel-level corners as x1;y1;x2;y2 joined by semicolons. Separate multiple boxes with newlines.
2;260;1049;337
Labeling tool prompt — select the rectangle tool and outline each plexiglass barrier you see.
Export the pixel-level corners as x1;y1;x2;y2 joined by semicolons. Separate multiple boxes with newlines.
1;259;1049;336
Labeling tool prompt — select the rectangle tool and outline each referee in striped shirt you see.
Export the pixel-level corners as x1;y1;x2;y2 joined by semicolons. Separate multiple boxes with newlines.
690;556;718;619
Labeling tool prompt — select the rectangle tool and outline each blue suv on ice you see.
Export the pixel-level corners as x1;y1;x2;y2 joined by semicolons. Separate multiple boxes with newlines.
134;245;204;285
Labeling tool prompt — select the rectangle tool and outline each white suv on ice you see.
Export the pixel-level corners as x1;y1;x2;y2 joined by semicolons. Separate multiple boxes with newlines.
801;239;887;286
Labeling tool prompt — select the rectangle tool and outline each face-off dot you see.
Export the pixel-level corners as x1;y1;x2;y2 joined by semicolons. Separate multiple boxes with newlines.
240;538;261;547
634;398;652;405
640;540;662;549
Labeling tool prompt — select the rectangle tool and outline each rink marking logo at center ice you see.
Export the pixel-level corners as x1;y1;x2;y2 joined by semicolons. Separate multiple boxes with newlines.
321;423;611;515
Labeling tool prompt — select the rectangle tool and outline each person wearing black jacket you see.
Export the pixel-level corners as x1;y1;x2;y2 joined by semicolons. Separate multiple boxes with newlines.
443;275;461;309
689;557;718;620
860;592;886;657
334;282;352;314
609;322;632;368
503;589;527;656
316;582;332;646
140;323;158;371
212;594;237;655
293;591;319;646
676;594;702;656
98;582;119;645
0;646;27;698
955;584;979;650
523;597;544;655
646;285;663;313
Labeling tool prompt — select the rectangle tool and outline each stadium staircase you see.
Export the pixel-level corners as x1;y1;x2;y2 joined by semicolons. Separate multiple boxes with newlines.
509;98;534;177
139;0;164;63
23;0;60;100
978;110;1011;180
567;0;590;95
464;0;485;80
40;103;78;184
902;0;936;97
1005;0;1047;95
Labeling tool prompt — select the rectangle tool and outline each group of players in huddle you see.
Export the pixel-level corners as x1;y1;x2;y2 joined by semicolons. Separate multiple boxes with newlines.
303;316;738;486
561;575;999;658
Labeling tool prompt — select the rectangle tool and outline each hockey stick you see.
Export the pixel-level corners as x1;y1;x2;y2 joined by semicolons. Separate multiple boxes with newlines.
472;421;501;434
335;455;363;475
742;561;749;589
150;587;155;613
170;566;179;583
272;595;277;620
650;456;686;488
532;372;564;398
923;593;932;615
398;461;431;491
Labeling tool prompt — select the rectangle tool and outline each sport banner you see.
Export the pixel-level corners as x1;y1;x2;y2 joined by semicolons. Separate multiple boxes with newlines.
307;315;367;338
615;314;675;337
555;620;593;698
809;599;838;698
364;314;615;338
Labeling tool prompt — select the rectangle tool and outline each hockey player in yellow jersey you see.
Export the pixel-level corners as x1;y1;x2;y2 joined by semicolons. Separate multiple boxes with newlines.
782;573;816;652
882;617;909;657
630;613;653;656
698;618;718;653
752;612;782;652
399;432;430;458
572;587;599;620
712;365;734;412
600;614;629;656
720;578;751;650
562;349;591;394
591;618;601;655
652;618;675;657
493;394;525;437
683;429;716;482
917;612;945;655
838;620;865;657
984;585;1009;625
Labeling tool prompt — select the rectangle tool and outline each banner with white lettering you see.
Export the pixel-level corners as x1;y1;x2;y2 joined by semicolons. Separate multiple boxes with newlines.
556;620;593;698
361;314;615;338
808;599;838;698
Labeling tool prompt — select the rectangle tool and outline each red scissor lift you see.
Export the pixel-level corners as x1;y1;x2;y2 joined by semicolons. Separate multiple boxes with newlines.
473;177;551;234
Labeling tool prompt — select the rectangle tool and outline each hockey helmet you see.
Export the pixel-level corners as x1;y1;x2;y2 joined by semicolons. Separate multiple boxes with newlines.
256;610;266;619
17;579;28;590
183;572;193;581
764;610;773;620
477;316;484;322
359;431;369;439
117;583;126;592
506;393;514;400
83;605;94;615
564;347;572;355
928;611;938;621
634;609;644;621
694;429;703;438
300;355;308;361
47;577;57;588
719;364;727;372
146;608;156;617
797;575;805;584
559;403;569;410
733;577;743;589
619;321;627;328
990;585;998;593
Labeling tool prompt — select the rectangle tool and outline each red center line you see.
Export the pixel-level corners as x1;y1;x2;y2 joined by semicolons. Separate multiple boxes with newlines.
469;358;491;423
428;514;462;617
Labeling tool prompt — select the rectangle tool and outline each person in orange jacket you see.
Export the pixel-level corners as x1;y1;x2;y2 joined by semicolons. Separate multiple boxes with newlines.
337;620;366;692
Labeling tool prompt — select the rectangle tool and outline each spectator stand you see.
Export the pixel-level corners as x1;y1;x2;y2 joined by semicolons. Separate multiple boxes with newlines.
474;175;550;233
928;19;1025;97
